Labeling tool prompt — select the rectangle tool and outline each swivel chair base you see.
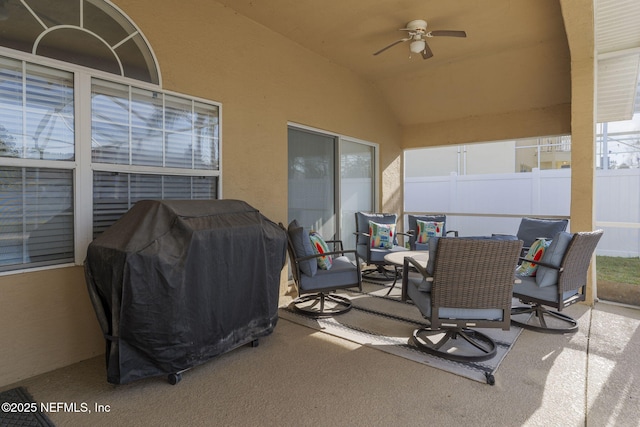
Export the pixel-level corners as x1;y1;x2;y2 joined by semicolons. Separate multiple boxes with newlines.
511;305;578;334
362;265;402;296
412;327;497;362
291;293;352;318
362;265;400;281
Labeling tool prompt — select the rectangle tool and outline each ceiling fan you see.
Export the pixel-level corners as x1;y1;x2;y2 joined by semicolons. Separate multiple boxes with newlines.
373;19;466;59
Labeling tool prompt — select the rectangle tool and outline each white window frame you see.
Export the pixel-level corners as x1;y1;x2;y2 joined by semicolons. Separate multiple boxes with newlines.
0;47;222;274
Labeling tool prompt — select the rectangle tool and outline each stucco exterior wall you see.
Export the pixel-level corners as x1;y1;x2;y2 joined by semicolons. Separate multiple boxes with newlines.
0;267;104;386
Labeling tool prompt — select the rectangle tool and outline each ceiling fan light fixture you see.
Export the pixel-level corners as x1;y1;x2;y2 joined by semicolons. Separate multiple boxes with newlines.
406;19;428;31
372;18;465;59
409;40;425;53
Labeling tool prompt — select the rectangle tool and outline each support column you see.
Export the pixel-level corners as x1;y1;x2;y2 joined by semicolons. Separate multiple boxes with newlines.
560;0;597;304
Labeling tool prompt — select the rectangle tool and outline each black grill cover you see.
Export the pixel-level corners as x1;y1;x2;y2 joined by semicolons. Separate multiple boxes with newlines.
84;199;287;384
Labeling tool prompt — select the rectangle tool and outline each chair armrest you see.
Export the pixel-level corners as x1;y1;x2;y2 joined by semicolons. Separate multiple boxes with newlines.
404;256;430;278
354;231;371;246
324;239;344;251
402;256;432;301
296;249;357;262
446;230;459;237
353;231;371;238
518;257;563;272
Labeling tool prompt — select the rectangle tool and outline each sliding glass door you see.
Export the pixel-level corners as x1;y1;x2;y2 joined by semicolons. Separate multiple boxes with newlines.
288;127;337;239
340;139;375;250
288;126;376;250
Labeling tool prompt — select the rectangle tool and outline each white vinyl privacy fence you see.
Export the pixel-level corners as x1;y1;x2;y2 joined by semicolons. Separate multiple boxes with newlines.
404;168;640;257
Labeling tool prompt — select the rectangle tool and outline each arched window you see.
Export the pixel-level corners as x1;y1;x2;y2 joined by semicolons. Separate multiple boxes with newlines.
0;0;220;273
0;0;159;84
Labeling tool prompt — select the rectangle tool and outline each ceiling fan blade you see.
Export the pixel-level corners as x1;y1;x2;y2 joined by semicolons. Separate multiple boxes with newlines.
429;30;467;38
373;38;410;56
421;42;434;59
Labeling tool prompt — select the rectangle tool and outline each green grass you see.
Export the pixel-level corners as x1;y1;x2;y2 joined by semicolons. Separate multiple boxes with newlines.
596;256;640;286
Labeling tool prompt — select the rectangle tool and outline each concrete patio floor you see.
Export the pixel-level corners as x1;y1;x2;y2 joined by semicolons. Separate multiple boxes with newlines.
3;299;639;426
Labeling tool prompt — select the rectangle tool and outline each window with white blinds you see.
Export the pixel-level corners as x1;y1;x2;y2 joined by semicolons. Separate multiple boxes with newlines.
92;172;218;238
0;56;75;272
90;79;220;238
91;79;219;170
0;58;221;273
0;167;74;272
0;57;75;161
0;1;221;273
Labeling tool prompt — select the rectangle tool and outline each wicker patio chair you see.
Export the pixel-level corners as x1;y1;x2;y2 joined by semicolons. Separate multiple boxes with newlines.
511;229;603;333
402;237;523;366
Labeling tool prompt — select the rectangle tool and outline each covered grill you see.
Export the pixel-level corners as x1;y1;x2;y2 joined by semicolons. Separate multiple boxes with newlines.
84;199;287;384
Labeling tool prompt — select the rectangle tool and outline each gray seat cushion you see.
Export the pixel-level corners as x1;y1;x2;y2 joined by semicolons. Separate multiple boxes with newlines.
406;278;504;321
299;256;359;291
514;275;579;303
358;244;408;263
406;271;431;292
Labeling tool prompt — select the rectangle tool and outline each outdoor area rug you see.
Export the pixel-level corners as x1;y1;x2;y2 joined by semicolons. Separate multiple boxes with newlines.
0;387;55;427
279;281;526;385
